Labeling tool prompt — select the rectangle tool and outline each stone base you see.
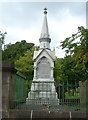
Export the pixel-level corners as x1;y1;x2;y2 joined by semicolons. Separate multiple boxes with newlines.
26;98;59;106
26;79;59;106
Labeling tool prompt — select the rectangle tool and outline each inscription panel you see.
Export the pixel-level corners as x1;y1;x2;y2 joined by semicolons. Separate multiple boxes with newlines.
37;57;50;78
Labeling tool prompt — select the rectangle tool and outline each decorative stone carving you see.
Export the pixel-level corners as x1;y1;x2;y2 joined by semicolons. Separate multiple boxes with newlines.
26;8;59;106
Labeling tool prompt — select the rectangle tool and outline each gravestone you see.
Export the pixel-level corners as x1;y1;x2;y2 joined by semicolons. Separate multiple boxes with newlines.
26;8;59;106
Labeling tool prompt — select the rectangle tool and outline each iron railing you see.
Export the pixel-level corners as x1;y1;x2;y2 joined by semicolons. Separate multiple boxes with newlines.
9;81;80;112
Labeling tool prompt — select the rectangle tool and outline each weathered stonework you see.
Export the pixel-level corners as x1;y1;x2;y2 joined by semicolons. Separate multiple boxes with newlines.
79;80;88;112
0;62;16;118
26;9;59;105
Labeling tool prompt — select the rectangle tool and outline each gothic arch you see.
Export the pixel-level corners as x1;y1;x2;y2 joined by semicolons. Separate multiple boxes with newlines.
36;56;51;79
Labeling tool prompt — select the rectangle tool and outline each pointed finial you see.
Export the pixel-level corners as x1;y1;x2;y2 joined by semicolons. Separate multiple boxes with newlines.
44;8;47;14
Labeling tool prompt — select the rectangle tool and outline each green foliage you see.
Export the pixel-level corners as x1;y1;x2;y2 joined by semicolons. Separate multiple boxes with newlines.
2;26;87;94
2;40;34;62
54;58;64;81
0;31;7;50
2;40;35;88
0;31;7;44
15;47;35;80
60;26;88;68
60;26;88;82
55;56;80;85
65;91;80;99
15;46;39;91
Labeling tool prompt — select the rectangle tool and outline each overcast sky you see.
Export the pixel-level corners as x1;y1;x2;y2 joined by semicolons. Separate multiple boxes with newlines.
0;2;86;58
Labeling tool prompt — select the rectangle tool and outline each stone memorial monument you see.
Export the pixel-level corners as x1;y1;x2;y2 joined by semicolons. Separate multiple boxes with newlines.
26;8;59;105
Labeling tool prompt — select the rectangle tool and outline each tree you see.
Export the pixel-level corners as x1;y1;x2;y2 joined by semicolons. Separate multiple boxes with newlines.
15;46;37;80
2;39;38;92
2;40;34;63
60;26;88;81
15;46;39;91
0;31;7;50
54;57;64;81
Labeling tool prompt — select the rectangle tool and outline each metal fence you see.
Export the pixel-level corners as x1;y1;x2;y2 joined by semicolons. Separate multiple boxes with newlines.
9;80;80;112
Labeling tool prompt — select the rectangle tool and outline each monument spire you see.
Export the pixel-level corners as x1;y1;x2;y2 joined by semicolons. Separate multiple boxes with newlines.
40;8;50;38
39;8;51;49
26;8;59;106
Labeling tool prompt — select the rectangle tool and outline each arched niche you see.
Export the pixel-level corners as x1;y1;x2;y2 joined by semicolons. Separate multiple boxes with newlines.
36;56;51;79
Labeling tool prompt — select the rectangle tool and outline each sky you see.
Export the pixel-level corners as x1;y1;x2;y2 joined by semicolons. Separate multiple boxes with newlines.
0;1;87;58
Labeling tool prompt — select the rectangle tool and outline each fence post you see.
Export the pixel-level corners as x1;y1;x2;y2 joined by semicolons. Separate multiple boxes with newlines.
1;62;16;118
79;80;88;113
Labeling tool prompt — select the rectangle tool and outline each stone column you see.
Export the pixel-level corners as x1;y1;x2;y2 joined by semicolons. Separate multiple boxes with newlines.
0;62;2;120
79;80;88;113
51;67;54;79
1;62;16;119
33;66;37;79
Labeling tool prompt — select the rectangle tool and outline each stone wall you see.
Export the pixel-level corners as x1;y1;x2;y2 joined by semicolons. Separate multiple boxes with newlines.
8;110;87;119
